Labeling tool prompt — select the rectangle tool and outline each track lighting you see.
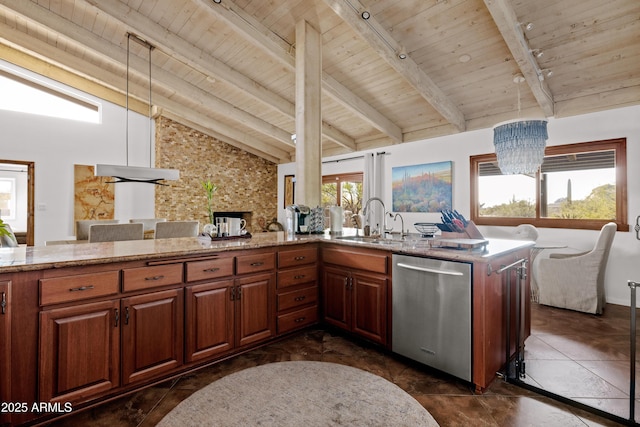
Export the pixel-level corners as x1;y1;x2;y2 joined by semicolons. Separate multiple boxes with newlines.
539;69;553;80
398;47;407;60
522;22;534;31
361;11;370;20
213;0;221;3
530;49;543;59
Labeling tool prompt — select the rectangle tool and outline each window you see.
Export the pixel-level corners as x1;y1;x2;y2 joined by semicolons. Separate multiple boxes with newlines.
0;69;99;123
470;138;628;231
322;173;363;223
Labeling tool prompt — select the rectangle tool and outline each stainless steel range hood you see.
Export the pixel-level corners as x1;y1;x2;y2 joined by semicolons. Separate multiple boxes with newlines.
95;164;179;184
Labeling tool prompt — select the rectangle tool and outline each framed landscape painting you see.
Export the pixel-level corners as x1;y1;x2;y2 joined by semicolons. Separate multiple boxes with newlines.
392;161;452;212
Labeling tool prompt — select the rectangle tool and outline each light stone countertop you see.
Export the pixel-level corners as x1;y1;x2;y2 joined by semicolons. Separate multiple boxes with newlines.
0;231;533;273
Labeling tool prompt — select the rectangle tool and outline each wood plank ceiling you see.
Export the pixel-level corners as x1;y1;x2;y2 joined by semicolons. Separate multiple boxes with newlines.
0;0;638;163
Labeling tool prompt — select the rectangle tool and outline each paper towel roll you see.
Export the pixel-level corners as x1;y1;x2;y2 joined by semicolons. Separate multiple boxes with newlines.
329;206;343;235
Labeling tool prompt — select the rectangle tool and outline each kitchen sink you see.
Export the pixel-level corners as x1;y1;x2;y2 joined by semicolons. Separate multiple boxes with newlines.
335;235;400;245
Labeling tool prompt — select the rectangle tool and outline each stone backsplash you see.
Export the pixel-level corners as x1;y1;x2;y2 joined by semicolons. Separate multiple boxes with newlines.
154;116;278;233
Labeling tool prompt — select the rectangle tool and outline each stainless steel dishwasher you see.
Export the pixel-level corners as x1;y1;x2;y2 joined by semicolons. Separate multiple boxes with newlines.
392;254;472;381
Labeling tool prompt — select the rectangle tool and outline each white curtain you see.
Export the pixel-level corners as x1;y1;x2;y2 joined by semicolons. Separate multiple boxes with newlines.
363;152;386;234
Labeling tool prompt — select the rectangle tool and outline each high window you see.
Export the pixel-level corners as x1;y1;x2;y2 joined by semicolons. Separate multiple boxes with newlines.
0;69;99;123
470;138;627;231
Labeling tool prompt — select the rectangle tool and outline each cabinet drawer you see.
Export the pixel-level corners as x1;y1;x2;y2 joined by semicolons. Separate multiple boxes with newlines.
277;265;317;289
185;257;234;282
39;271;119;306
236;252;275;275
278;285;318;312
122;264;183;292
278;246;317;268
322;247;388;274
277;306;318;334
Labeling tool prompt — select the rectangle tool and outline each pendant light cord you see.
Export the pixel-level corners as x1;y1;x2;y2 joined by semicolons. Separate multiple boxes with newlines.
125;33;154;169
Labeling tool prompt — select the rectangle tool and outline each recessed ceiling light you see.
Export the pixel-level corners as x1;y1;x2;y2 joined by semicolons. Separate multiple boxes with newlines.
361;11;371;20
458;54;471;63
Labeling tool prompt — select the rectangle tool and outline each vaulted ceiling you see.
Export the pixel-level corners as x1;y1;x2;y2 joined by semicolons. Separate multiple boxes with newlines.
1;0;638;163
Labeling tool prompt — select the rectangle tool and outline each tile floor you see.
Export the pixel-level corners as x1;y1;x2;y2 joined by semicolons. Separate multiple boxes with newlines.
523;302;638;422
44;303;632;427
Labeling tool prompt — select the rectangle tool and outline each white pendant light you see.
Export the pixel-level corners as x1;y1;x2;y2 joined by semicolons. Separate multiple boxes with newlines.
96;33;179;185
493;75;548;175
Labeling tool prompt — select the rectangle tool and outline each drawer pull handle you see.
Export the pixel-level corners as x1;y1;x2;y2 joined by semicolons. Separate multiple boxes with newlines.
294;274;306;280
1;292;6;315
204;267;220;273
294;256;306;261
250;262;264;267
294;317;306;323
294;296;306;302
145;275;165;281
69;285;95;292
114;308;119;327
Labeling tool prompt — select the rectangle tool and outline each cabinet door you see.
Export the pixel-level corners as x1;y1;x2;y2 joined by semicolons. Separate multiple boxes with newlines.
321;267;350;330
235;272;275;347
351;272;387;345
0;281;10;425
39;299;120;403
121;289;183;385
185;280;234;363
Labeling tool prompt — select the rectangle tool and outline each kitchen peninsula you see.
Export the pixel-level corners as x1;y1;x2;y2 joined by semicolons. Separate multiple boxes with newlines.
0;233;532;426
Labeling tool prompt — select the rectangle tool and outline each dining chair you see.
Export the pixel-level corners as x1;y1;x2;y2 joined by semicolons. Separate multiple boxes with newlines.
154;220;199;239
88;223;144;243
76;219;119;240
129;218;167;231
533;222;616;314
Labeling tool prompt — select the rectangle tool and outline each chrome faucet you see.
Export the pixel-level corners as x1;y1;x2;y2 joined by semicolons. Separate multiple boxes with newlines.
392;213;406;239
362;197;386;236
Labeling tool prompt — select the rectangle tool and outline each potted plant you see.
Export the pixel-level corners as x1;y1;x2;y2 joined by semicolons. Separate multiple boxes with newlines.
201;180;218;225
0;219;16;247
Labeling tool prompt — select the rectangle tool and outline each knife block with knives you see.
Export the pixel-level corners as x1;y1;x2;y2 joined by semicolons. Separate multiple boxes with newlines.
437;210;484;240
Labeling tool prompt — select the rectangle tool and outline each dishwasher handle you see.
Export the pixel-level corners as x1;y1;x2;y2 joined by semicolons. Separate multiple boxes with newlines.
396;262;464;276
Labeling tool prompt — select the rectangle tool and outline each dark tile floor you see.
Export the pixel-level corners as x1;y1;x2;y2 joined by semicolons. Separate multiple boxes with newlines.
523;302;638;422
44;304;631;427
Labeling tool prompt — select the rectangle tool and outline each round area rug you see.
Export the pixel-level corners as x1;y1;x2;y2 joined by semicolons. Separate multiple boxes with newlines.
156;361;439;426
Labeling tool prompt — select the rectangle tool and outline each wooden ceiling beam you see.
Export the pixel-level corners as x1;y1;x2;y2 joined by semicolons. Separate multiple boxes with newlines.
0;0;295;149
88;0;356;152
323;0;466;133
0;19;293;162
199;0;403;145
82;0;294;119
483;0;555;117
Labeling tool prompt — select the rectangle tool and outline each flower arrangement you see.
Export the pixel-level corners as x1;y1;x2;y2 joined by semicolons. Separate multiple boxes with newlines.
201;180;218;225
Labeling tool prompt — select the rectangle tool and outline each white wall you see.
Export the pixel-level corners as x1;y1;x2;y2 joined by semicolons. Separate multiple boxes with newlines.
278;105;640;306
0;60;155;245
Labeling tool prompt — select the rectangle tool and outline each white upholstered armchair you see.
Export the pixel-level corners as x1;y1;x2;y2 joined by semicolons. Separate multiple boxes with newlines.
532;222;616;314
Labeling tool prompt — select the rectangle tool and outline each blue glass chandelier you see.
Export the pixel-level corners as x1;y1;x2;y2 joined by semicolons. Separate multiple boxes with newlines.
493;120;548;175
493;74;548;175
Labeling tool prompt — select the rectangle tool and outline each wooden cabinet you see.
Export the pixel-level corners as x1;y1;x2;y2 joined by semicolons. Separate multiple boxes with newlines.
185;279;234;363
276;246;319;334
121;288;184;385
236;272;276;347
0;280;11;426
39;299;120;403
321;246;389;345
185;252;275;362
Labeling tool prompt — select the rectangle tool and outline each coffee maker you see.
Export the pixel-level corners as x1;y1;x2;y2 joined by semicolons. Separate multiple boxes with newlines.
286;204;311;234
